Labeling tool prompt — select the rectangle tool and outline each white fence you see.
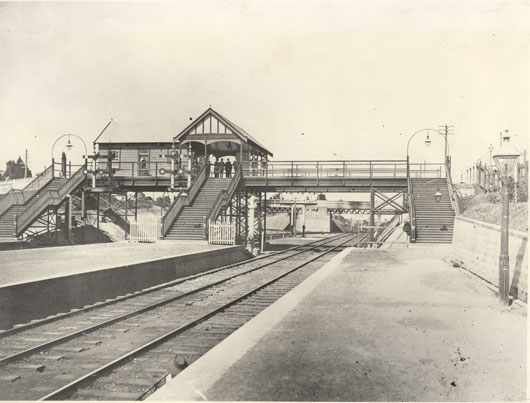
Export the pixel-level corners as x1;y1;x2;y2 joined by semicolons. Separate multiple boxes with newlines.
129;217;161;243
208;218;236;245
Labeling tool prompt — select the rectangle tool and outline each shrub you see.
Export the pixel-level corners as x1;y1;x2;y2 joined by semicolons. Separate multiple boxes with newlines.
516;181;528;202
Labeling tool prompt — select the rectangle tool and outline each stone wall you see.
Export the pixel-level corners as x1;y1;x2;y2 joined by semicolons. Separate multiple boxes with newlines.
452;216;528;302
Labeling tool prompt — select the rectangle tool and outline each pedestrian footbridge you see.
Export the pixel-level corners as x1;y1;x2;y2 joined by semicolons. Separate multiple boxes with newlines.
0;107;460;246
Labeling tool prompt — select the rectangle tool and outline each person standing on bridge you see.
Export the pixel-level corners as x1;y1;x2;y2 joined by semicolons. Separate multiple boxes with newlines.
261;155;268;176
251;154;258;176
225;158;232;178
219;158;225;178
61;152;67;178
214;158;220;178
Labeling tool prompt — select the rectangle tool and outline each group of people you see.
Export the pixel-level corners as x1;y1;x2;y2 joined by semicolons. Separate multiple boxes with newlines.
208;157;237;178
250;154;268;176
204;153;269;179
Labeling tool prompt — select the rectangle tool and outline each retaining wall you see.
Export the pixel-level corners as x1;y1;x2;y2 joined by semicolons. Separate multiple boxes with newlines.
0;246;252;330
452;216;528;302
295;211;331;233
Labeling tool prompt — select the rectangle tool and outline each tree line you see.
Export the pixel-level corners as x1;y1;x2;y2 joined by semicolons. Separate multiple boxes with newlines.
0;156;32;181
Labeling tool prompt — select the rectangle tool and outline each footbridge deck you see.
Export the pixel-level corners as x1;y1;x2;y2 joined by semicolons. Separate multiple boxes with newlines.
94;160;445;193
242;160;445;192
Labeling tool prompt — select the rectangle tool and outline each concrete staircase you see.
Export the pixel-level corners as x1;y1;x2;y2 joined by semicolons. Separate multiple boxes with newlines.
165;178;232;240
0;178;69;239
411;178;455;244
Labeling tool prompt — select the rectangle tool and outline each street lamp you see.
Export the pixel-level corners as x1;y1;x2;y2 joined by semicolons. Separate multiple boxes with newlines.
51;134;88;161
406;128;440;178
66;136;73;151
492;132;519;306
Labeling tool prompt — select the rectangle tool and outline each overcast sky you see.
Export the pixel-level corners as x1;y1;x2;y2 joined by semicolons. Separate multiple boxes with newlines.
1;0;528;180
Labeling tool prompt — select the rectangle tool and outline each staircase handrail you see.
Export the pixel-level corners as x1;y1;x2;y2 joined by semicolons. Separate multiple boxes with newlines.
204;167;242;239
161;163;208;236
0;165;54;218
444;159;462;215
406;159;417;242
15;165;87;234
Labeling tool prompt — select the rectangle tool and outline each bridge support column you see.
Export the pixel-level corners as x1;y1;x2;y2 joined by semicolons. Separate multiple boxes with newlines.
125;193;128;240
81;190;87;244
96;193;100;243
55;208;59;245
248;195;256;253
262;191;267;252
66;195;72;245
369;188;375;247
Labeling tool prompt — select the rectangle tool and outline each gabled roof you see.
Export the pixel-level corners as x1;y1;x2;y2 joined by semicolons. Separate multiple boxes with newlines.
174;107;273;156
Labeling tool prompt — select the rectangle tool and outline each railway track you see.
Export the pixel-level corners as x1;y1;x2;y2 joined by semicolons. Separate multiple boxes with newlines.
0;234;365;400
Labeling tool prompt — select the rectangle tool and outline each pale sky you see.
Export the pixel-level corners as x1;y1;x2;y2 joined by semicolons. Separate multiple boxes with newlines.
1;0;529;180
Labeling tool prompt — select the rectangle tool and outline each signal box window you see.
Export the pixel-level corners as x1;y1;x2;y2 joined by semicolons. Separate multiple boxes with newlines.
138;149;150;176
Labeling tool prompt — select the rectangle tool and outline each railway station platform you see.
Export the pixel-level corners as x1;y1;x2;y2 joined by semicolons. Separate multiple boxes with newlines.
0;241;252;330
150;244;527;401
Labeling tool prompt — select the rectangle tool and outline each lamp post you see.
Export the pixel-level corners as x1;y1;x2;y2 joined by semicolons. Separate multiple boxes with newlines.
492;132;519;306
51;134;88;161
406;128;441;177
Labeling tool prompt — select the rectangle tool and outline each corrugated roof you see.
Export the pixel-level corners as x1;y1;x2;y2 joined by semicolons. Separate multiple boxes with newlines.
96;121;178;144
96;109;273;156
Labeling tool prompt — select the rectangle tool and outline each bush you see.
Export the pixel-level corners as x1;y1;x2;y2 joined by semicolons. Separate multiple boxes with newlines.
516;181;528;202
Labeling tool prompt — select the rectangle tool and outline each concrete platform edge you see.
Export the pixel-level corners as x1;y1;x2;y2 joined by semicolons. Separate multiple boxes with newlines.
0;246;252;330
149;246;354;401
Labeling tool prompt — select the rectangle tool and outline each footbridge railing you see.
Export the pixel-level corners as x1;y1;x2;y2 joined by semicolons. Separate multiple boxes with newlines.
0;165;54;218
406;170;417;242
204;166;242;239
161;163;208;237
15;164;87;235
243;160;445;181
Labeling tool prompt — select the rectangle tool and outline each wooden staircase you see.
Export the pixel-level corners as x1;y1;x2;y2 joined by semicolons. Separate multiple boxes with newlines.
165;178;232;240
411;178;455;244
0;178;69;239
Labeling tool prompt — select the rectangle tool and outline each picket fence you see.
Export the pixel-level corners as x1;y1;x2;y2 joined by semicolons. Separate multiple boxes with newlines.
208;218;236;245
129;217;161;243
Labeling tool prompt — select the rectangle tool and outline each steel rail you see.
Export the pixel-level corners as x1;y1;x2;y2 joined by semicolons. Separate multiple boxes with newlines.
39;234;363;401
0;235;350;366
0;235;340;338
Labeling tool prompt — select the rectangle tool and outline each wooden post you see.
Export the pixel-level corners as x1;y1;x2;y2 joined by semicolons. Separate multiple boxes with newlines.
134;192;138;221
263;191;267;251
96;193;100;243
66;195;72;244
369;187;375;247
82;190;87;244
125;193;128;240
55;209;59;245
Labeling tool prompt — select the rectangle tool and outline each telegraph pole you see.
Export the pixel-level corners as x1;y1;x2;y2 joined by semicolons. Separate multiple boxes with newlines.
437;125;454;172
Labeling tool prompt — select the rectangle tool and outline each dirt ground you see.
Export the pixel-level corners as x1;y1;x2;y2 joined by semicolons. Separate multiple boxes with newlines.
156;244;527;401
